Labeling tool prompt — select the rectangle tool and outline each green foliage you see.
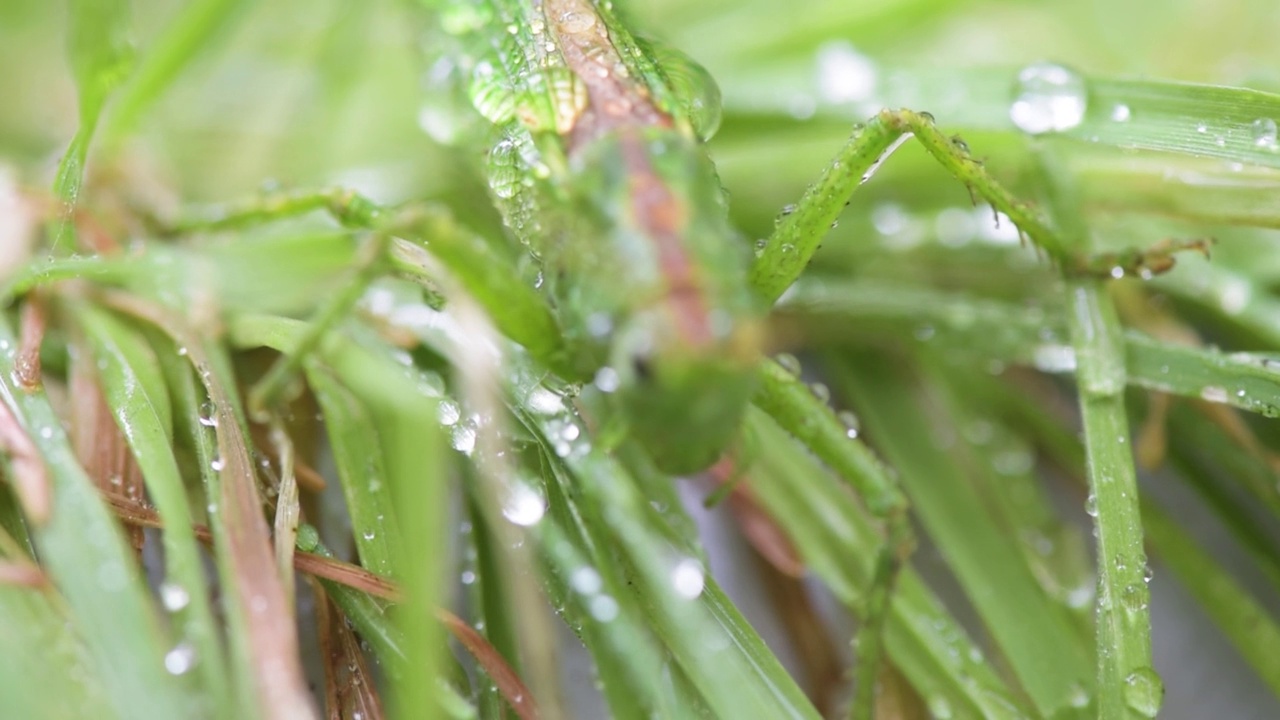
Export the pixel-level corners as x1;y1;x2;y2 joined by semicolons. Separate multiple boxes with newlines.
1;0;1279;719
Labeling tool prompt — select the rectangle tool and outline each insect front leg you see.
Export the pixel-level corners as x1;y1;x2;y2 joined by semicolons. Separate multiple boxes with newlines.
750;108;1209;304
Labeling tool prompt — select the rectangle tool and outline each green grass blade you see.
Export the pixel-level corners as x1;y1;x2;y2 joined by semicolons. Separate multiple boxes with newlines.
0;315;196;718
0;585;108;720
55;0;134;248
741;407;1035;719
305;368;401;578
101;0;250;146
73;302;232;714
835;351;1093;717
511;385;821;720
1065;280;1159;720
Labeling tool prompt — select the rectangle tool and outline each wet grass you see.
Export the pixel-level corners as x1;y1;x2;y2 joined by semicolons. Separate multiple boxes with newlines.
2;0;1280;718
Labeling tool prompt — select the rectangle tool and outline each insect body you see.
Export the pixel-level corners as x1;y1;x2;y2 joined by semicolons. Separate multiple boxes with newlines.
439;0;762;472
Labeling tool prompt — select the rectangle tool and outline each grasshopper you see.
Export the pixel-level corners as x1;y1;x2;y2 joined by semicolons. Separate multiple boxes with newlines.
146;2;1207;482
421;0;1200;475
428;0;763;474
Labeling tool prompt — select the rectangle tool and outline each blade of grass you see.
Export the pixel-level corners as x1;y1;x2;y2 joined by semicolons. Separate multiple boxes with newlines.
95;292;317;720
73;301;232;712
1065;279;1160;719
834;350;1094;718
739;406;1037;719
0;583;108;720
100;0;251;146
0;315;196;718
54;0;135;251
517;408;821;719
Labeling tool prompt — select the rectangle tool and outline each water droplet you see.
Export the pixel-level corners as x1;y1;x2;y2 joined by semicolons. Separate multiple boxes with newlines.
1200;385;1228;403
526;388;565;415
159;582;191;612
809;382;830;403
872;202;908;236
1033;344;1077;373
1143;565;1154;584
1085;493;1098;517
589;594;619;622
1110;266;1125;279
1068;682;1091;708
593;367;620;393
438;399;461;426
1123;667;1163;718
776;353;802;377
1110;103;1131;122
460;570;476;585
1219;277;1250;315
1121;583;1148;612
1251;118;1278;148
670;558;705;599
571;566;603;595
650;44;723;141
164;642;198;675
815;41;877;106
210;455;225;472
197;400;218;427
450;423;477;455
361;529;375;541
501;482;546;526
837;410;860;438
1009;62;1087;135
486;138;523;200
586;312;613;338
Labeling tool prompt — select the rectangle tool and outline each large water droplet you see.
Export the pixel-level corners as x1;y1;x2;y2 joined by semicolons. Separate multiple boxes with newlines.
650;43;723;141
571;566;603;595
670;558;705;599
438;399;461;426
501;482;546;526
589;594;619;621
1009;62;1087;135
164;642;198;675
1123;667;1163;718
815;41;877;106
1033;344;1077;373
1251;118;1278;148
159;581;191;612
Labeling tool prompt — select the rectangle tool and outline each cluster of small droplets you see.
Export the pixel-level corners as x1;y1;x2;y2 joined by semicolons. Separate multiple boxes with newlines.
775;353;862;439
